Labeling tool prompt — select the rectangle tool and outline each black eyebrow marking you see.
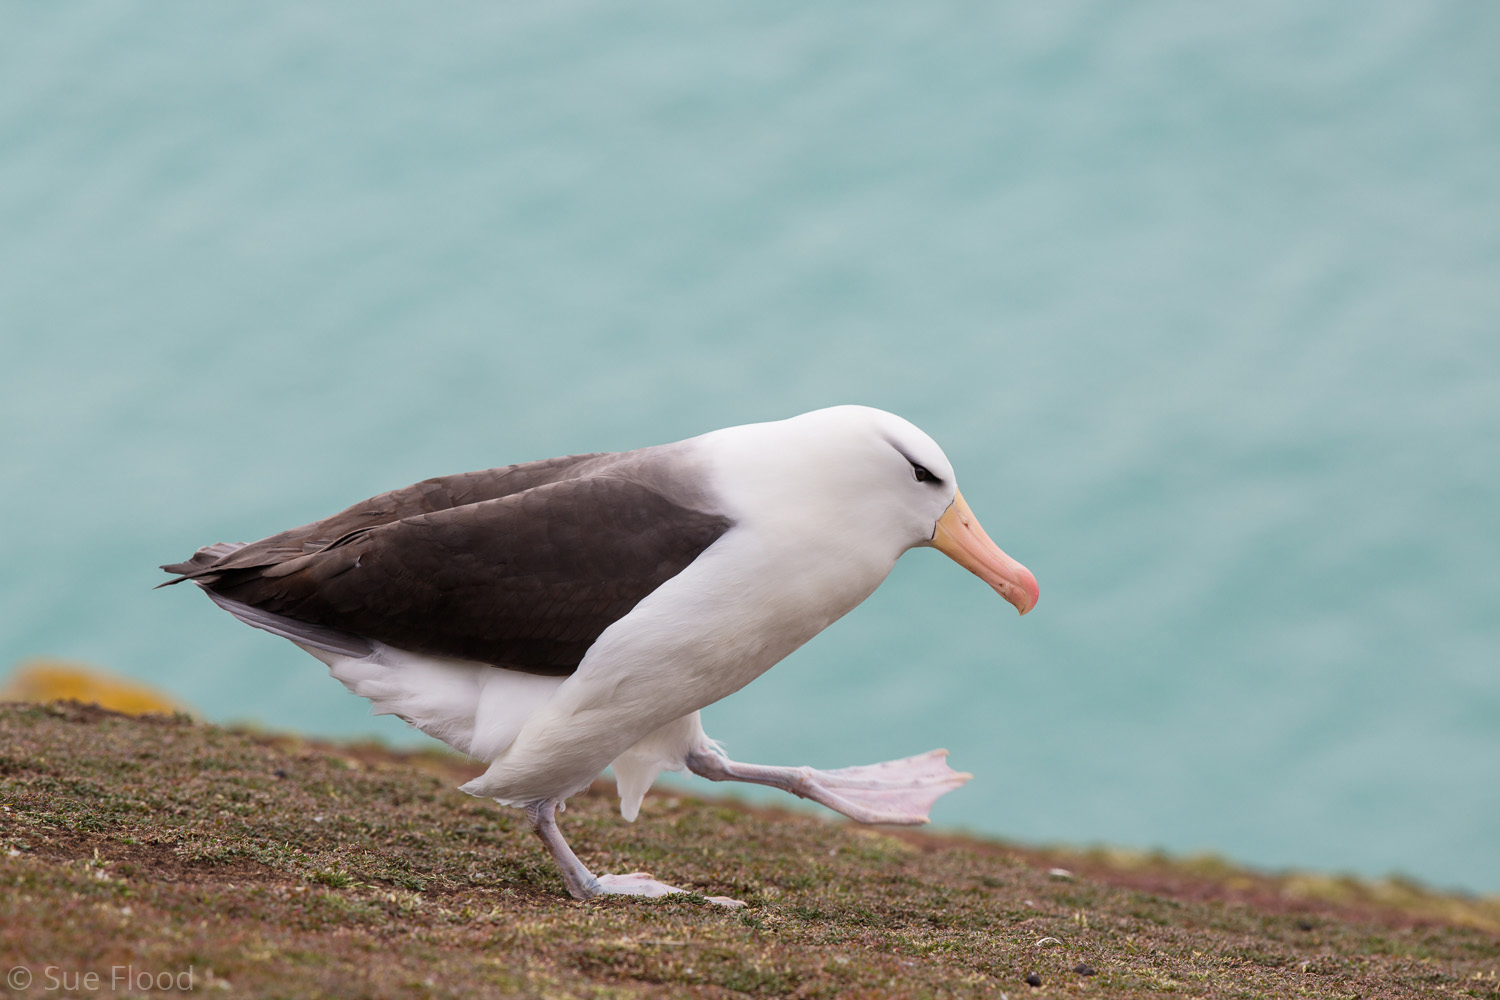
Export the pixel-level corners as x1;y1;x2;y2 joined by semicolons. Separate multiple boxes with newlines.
885;440;944;485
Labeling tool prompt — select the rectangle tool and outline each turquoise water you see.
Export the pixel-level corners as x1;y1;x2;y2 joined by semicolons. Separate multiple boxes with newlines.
3;3;1497;891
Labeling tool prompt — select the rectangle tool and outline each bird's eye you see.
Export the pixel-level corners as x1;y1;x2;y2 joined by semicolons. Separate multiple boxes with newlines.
911;463;934;483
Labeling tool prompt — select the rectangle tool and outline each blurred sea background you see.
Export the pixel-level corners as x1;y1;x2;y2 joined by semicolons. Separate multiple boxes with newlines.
2;3;1496;892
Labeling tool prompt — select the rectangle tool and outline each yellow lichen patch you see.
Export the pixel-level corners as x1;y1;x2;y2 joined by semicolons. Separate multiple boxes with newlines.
0;659;190;717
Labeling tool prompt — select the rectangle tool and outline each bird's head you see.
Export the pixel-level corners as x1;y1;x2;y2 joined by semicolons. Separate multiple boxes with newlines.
705;405;1039;616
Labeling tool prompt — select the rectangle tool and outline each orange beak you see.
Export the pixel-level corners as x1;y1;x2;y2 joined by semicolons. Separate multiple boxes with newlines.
931;490;1039;615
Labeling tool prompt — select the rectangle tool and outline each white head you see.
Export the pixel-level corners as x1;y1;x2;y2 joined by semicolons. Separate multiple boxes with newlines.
700;406;1038;615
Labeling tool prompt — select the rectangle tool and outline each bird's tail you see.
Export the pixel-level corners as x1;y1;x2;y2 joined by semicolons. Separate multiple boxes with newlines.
157;541;249;586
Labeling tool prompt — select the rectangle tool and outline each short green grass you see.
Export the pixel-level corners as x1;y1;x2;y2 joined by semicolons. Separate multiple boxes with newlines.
2;701;1496;999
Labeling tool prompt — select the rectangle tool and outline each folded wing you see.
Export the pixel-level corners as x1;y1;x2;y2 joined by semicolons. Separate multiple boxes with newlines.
163;465;732;676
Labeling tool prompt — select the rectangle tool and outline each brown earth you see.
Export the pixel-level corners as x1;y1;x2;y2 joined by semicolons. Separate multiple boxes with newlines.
2;701;1497;999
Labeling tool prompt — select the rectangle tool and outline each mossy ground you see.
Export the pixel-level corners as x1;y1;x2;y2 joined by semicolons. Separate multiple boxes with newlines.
1;702;1496;999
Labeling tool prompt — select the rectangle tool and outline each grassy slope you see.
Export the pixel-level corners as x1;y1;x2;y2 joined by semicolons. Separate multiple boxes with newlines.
1;702;1496;999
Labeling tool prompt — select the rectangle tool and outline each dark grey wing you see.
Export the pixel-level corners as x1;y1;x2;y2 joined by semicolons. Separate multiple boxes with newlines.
175;476;732;677
160;452;612;583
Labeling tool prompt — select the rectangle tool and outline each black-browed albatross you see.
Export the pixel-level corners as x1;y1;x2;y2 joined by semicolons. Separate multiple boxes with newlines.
161;405;1038;906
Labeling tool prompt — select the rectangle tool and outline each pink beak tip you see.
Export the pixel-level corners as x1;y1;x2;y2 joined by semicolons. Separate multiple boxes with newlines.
1006;568;1040;616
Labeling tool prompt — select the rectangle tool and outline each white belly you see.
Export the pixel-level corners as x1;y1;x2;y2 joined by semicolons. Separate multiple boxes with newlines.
459;525;898;804
300;642;566;761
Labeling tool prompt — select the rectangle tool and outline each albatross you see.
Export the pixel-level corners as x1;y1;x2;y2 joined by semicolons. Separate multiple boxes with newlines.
161;405;1038;905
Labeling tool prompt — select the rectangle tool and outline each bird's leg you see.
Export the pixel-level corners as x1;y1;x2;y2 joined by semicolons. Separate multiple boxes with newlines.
684;746;971;826
524;799;604;900
523;799;744;907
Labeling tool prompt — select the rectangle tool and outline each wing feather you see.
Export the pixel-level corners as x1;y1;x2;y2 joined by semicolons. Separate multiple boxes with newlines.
160;453;611;583
166;468;731;677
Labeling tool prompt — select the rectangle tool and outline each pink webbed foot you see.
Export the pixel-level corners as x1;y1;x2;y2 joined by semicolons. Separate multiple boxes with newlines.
794;749;973;825
686;747;972;826
525;800;746;907
595;872;745;908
